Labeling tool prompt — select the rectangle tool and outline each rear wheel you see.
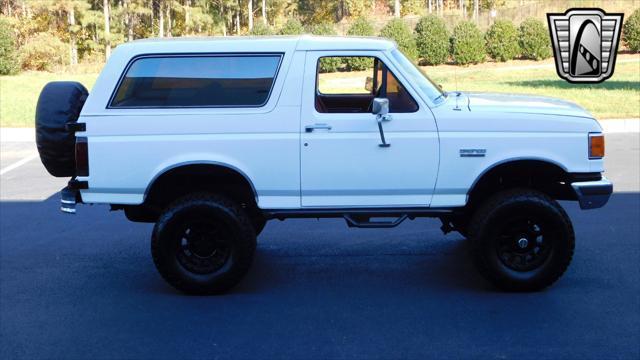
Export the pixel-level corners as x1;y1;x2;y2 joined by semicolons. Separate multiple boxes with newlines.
468;189;575;292
151;193;256;295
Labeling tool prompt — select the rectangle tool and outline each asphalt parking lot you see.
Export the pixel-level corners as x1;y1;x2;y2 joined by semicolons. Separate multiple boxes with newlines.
1;133;639;359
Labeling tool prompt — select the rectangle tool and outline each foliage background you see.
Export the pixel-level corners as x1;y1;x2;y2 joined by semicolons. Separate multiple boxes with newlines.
0;0;638;126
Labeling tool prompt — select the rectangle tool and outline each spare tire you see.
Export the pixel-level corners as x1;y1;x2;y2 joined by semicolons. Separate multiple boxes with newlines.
35;81;88;177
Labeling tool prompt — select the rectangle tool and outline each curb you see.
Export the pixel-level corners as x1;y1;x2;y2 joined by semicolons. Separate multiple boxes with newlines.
1;120;638;142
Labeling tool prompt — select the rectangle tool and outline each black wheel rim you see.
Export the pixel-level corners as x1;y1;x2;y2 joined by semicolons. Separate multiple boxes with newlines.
175;220;232;275
496;216;553;272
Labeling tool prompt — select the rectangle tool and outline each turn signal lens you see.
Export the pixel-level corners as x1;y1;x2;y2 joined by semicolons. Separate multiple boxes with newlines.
589;133;605;159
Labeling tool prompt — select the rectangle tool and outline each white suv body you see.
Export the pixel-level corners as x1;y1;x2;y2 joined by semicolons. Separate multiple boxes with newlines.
78;36;604;210
36;36;612;294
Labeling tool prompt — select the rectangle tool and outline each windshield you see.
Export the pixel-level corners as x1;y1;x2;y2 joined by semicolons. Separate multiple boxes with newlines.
390;49;446;104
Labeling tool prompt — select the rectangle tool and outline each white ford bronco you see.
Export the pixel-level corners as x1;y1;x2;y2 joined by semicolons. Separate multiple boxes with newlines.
35;36;612;294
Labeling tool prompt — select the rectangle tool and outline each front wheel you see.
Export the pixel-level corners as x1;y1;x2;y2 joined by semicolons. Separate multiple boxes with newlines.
151;193;256;295
468;189;575;292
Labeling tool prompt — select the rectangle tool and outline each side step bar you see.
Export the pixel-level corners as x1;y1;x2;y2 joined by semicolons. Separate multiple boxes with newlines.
265;207;455;222
344;214;408;228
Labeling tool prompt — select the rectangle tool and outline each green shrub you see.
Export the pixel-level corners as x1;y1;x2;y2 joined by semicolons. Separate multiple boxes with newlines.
415;15;449;65
518;18;551;60
278;18;305;35
345;17;375;70
450;21;486;65
0;17;19;75
485;19;520;61
309;23;336;36
310;23;341;73
318;57;342;73
347;16;375;37
250;22;273;36
379;18;418;60
623;8;640;52
19;33;67;71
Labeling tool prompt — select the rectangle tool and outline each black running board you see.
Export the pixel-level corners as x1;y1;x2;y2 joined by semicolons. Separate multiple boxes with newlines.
264;207;456;221
344;214;408;228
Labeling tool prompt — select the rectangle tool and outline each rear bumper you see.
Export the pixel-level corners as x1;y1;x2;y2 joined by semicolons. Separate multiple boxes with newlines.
571;177;613;210
60;179;87;214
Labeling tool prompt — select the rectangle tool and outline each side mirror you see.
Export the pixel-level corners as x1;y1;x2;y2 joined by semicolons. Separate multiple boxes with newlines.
371;98;389;115
372;98;391;148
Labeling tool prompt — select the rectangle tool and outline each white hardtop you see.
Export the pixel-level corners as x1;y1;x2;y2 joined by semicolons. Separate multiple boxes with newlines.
117;35;396;56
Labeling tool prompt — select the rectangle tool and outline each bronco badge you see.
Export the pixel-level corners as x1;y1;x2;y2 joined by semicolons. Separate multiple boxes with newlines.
547;8;623;83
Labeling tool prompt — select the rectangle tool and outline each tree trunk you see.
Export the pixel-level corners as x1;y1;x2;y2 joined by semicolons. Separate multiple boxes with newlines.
159;0;164;37
185;0;191;34
261;0;266;25
393;0;400;17
221;5;227;36
68;6;77;66
428;0;432;14
166;2;172;37
460;0;464;17
473;0;479;20
235;2;240;34
248;0;253;31
103;0;111;60
124;0;133;41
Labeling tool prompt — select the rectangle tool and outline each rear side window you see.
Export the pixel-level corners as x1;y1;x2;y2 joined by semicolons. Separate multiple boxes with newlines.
110;54;282;108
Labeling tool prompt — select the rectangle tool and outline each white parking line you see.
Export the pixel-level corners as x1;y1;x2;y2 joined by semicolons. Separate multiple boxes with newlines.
0;153;39;176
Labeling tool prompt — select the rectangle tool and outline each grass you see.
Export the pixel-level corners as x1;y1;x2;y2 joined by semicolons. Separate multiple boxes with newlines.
1;55;639;127
1;72;98;127
425;54;640;120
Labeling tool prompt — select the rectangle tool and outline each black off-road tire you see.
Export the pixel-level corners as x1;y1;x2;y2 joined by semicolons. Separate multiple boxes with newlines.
468;188;575;292
151;193;256;295
35;81;88;177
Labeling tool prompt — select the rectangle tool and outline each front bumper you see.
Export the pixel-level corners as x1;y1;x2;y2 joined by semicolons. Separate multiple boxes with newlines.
571;177;613;210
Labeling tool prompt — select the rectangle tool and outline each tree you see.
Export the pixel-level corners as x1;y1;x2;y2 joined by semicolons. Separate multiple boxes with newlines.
451;20;486;65
0;16;19;74
473;0;478;20
379;18;417;60
103;0;110;59
518;18;551;60
278;18;304;35
623;8;640;52
247;0;253;31
415;15;449;65
261;0;266;25
485;19;519;61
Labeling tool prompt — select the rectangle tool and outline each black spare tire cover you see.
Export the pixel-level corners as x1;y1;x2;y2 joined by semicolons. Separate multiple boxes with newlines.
35;81;88;177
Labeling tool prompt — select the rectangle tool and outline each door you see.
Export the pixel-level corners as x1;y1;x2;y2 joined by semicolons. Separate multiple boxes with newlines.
300;51;439;207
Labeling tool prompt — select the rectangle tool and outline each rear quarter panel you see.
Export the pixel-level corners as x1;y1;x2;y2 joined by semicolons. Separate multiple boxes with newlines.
77;44;304;209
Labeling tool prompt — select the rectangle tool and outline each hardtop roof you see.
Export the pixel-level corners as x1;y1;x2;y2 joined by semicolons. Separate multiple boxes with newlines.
122;35;396;53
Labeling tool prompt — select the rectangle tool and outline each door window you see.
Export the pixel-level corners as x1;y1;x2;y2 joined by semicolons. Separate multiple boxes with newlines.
315;56;418;114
